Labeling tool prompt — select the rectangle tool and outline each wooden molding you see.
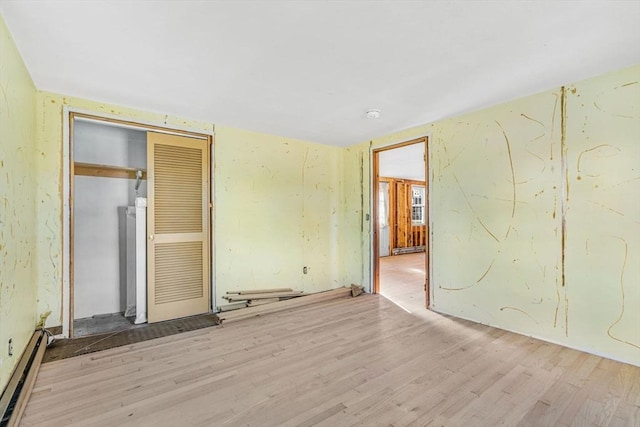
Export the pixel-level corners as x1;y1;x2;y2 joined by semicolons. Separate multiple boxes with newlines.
373;137;430;308
226;288;294;295
224;291;304;302
220;287;352;323
70;111;210;140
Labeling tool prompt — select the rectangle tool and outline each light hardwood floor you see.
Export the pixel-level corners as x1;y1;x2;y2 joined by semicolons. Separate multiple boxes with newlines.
380;252;428;315
21;294;639;426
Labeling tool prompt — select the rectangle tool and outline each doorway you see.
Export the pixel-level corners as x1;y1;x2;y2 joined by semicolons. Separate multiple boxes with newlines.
68;112;212;338
373;137;429;312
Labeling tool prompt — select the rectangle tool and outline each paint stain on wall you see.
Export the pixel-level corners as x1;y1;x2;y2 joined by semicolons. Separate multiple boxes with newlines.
0;15;39;391
563;65;640;362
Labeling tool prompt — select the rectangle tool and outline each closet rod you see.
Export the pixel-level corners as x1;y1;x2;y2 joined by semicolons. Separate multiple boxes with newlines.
74;162;147;180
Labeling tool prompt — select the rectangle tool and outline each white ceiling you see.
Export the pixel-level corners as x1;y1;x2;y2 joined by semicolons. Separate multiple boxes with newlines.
379;143;425;182
1;1;639;147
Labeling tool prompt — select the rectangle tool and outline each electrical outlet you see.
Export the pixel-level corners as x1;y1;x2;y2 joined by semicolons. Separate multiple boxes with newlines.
8;338;13;357
303;266;308;274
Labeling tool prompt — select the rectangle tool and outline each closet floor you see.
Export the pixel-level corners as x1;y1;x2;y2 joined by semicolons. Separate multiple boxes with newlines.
73;312;140;338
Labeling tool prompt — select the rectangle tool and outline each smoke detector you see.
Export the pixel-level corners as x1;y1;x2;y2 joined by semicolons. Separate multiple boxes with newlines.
365;109;381;119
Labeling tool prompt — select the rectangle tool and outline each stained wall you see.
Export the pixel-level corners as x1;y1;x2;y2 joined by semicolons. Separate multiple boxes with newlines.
2;9;637;374
34;92;215;329
564;69;639;361
345;65;640;366
214;126;342;307
34;92;345;324
0;15;38;390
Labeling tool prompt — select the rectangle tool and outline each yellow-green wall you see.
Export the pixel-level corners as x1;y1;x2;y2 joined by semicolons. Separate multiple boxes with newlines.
345;65;640;366
214;126;343;306
0;16;38;390
2;11;637;393
35;92;346;323
35;92;212;325
564;68;639;362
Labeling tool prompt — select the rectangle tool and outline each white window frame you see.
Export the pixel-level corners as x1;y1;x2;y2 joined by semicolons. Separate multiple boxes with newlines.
411;185;425;226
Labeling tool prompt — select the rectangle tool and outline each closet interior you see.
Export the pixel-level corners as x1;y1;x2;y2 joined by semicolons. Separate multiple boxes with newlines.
72;118;148;337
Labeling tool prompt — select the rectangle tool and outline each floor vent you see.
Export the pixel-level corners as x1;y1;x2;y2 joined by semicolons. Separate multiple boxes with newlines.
0;330;47;427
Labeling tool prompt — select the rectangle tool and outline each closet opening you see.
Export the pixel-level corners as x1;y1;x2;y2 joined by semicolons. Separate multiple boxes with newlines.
66;112;213;338
72;119;148;337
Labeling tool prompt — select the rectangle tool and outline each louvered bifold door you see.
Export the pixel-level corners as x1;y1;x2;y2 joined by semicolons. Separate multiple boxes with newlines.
147;132;209;323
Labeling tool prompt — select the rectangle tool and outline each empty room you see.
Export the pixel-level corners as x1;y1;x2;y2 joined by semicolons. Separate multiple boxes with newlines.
1;1;639;426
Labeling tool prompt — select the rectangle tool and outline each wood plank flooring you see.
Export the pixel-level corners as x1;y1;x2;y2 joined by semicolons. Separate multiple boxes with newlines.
20;292;639;426
380;252;427;315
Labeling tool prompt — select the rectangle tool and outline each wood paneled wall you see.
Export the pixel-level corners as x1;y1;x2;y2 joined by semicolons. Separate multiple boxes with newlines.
380;177;427;254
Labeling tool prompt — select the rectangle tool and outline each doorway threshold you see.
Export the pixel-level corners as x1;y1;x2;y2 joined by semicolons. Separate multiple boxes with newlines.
380;294;413;313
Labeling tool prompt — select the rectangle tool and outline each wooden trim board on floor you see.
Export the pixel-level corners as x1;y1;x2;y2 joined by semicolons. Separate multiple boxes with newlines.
220;287;352;323
224;291;304;302
227;288;294;295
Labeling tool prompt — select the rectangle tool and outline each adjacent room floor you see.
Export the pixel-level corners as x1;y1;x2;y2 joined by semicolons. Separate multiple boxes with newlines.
21;294;639;426
379;252;428;315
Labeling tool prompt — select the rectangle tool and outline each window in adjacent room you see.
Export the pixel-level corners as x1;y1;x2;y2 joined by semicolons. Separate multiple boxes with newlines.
411;185;425;225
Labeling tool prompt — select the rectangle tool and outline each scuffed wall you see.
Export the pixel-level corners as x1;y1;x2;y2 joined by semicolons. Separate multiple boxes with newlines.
214;127;342;307
0;15;37;390
429;89;567;341
346;65;639;366
340;146;369;288
35;93;345;325
342;127;431;292
564;68;640;363
5;11;636;369
35;92;214;328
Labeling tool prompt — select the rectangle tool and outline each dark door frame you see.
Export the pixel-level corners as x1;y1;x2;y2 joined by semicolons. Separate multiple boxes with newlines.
372;136;430;308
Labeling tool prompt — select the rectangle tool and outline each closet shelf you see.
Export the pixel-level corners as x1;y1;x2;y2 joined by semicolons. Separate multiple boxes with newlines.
74;162;147;180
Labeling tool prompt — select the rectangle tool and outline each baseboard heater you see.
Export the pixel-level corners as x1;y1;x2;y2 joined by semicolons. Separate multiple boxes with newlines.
0;330;47;427
391;245;426;255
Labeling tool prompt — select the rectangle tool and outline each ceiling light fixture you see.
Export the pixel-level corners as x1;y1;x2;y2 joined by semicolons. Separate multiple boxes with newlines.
365;109;381;119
